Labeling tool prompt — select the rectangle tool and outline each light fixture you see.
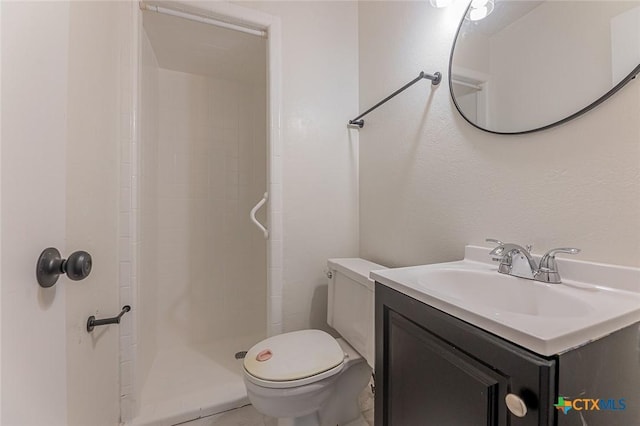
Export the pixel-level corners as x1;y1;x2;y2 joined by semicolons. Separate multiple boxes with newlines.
467;0;494;21
429;0;453;8
470;0;489;8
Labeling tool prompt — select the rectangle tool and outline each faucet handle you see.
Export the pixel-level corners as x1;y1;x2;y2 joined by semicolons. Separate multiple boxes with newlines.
485;238;504;246
540;247;581;266
538;247;581;283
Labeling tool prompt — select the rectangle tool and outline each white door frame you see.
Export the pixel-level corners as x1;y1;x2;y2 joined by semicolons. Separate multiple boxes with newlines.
120;1;283;421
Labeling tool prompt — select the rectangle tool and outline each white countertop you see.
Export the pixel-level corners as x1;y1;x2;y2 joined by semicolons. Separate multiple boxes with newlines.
371;245;640;356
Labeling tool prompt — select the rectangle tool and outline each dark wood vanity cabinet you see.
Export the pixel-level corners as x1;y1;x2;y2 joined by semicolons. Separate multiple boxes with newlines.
375;283;640;426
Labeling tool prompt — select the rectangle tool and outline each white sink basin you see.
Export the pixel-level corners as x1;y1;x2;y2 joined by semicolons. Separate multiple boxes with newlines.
417;268;593;318
371;245;640;356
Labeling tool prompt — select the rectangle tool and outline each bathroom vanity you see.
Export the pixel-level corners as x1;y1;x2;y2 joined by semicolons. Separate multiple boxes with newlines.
372;246;640;426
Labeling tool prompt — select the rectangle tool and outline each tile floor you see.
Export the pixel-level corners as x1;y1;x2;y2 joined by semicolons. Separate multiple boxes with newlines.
175;378;375;426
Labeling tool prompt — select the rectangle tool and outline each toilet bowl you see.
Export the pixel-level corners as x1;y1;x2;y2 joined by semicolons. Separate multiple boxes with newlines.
243;258;386;426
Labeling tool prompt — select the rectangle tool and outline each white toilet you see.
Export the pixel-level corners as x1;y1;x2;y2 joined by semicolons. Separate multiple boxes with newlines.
243;258;386;426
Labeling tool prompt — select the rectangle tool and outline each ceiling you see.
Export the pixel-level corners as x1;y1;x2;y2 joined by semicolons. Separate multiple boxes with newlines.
142;10;266;83
470;0;544;36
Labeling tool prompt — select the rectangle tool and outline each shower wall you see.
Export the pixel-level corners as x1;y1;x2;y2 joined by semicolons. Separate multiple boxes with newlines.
138;21;267;391
139;28;159;392
154;67;267;349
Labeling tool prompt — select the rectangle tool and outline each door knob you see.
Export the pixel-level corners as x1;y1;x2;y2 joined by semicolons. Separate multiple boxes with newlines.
505;393;528;417
36;247;92;288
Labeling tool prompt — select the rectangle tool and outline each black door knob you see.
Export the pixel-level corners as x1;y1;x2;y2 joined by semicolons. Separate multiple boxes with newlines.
36;247;92;288
65;251;92;281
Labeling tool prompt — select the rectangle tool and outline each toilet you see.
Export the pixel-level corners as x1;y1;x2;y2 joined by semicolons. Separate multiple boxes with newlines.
243;258;386;426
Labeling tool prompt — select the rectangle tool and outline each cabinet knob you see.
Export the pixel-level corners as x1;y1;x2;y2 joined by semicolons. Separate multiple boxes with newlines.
505;393;527;417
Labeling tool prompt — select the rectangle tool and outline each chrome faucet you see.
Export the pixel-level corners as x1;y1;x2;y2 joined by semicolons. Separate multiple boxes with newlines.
486;239;580;284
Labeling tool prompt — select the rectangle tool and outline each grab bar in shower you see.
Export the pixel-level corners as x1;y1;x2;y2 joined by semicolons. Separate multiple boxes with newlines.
250;192;269;239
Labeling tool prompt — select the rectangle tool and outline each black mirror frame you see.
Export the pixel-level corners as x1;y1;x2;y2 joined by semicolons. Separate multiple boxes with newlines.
449;1;640;135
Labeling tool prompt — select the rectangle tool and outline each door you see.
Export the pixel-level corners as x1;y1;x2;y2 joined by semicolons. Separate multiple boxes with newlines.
2;3;70;424
387;311;507;425
2;2;124;424
376;283;556;426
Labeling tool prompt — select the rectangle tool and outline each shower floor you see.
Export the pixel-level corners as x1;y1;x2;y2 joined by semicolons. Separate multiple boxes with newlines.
132;334;264;426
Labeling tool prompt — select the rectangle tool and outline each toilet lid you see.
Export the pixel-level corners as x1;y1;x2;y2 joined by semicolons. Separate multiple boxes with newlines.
243;330;345;382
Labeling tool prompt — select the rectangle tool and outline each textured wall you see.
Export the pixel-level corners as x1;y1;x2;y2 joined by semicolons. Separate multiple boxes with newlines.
238;1;360;332
359;1;640;268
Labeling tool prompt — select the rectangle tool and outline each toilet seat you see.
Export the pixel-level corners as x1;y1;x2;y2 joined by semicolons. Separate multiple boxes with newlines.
243;330;345;389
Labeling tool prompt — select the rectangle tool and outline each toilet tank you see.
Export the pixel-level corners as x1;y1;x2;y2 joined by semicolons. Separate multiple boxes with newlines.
327;258;387;368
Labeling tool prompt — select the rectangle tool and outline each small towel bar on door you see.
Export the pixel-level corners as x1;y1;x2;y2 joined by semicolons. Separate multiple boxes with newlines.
87;305;131;332
348;71;441;128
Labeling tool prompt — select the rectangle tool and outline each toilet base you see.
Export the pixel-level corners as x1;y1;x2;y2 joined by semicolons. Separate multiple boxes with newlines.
274;412;369;426
343;414;368;426
245;336;372;426
317;359;370;426
275;412;367;426
246;358;371;426
276;413;319;426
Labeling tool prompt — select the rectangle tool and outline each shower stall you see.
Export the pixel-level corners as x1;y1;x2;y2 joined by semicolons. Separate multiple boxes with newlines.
123;3;282;424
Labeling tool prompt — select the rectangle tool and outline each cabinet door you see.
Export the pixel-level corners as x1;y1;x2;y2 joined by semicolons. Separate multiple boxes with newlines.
376;284;556;426
388;311;508;426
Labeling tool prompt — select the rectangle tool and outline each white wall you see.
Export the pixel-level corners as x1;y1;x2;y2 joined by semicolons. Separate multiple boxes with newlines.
612;6;640;83
488;2;633;132
1;2;69;424
359;1;640;268
238;1;360;332
452;29;489;74
65;2;126;424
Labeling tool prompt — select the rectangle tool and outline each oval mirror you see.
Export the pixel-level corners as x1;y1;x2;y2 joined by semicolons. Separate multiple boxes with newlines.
449;0;640;134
